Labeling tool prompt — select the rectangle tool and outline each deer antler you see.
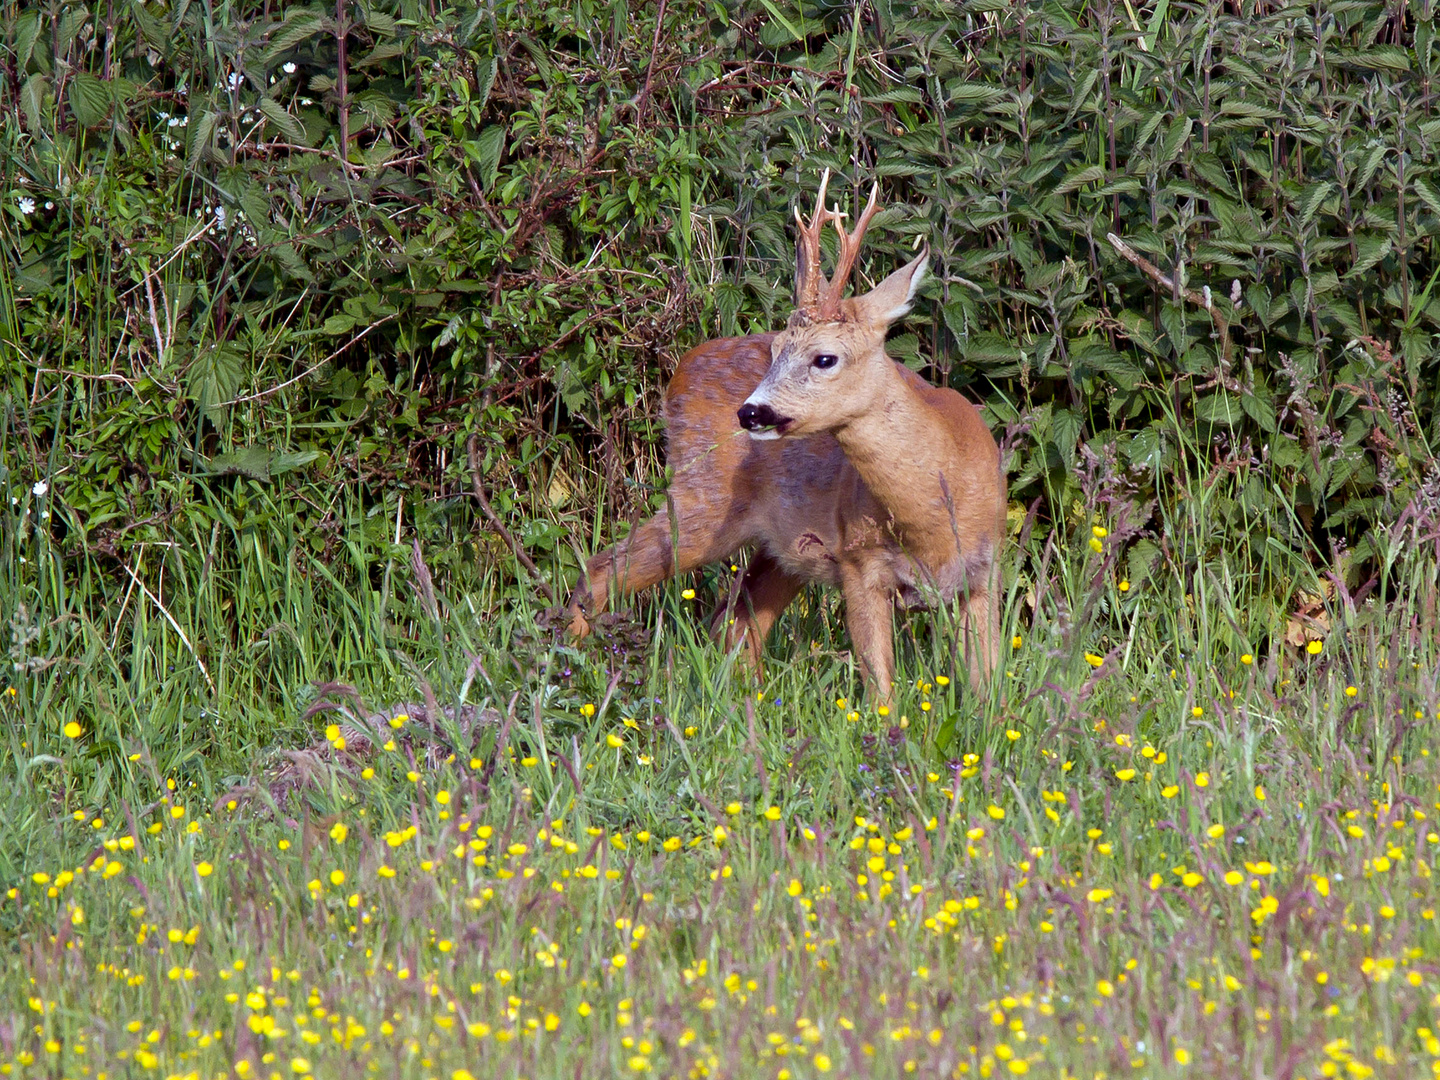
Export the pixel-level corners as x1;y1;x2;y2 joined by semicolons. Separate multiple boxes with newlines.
793;168;843;319
816;182;880;321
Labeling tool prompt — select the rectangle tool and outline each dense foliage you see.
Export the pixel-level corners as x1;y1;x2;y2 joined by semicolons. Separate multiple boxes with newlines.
3;0;1439;682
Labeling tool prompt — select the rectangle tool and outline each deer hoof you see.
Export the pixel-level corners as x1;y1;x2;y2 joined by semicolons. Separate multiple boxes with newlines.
566;607;592;639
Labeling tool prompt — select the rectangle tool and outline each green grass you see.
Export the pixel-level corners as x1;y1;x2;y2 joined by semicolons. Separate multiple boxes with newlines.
4;471;1440;1080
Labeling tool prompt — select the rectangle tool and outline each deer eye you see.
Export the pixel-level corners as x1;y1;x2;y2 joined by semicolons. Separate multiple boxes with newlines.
813;353;839;370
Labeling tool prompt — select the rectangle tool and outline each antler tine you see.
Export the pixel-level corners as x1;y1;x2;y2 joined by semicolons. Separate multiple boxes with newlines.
817;182;882;320
793;168;841;316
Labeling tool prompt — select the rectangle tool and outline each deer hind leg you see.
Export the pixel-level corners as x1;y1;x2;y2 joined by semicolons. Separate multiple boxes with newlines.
711;550;806;675
958;575;1001;689
567;499;730;638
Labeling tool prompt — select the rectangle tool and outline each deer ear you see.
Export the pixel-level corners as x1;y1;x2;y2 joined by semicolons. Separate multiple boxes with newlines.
853;247;929;328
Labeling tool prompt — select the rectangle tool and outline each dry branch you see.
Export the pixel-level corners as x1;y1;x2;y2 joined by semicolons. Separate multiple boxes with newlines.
1106;232;1232;362
467;435;556;602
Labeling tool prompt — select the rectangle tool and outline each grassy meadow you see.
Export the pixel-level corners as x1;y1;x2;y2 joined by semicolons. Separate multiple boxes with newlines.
5;474;1440;1080
5;0;1440;1077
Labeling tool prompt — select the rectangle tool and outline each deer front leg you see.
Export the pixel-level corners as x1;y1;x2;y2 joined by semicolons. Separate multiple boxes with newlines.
567;499;732;638
567;515;675;637
840;563;895;703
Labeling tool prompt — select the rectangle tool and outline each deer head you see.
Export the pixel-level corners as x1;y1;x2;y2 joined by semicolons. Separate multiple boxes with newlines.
737;170;929;441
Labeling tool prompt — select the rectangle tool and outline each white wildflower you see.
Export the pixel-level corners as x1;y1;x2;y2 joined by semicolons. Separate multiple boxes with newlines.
18;197;35;216
32;480;48;497
283;62;297;74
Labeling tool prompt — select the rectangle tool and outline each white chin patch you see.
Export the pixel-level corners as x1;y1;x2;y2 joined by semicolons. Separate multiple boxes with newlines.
747;428;782;441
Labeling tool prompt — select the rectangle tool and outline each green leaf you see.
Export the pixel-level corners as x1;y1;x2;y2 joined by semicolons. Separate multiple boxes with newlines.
1193;392;1244;427
270;243;312;282
19;73;48;132
753;0;804;44
129;0;169;51
238;184;271;226
1218;100;1282;120
866;87;924;104
55;5;91;50
323;313;357;335
1412;177;1440;218
1341;45;1411;72
1131;109;1167;154
470;126;505;190
1049;407;1083;469
1240;389;1277;433
474;56;498;111
1126;538;1163;587
1054;164;1105;195
354;41;407;69
1126;427;1164;472
15;9;42;68
1245;284;1275;329
265;14;329;64
944;84;1007;104
359;9;397;36
1354;143;1388;189
259;97;307;144
187;110;217;165
1345;234;1392;281
886;333;922;369
206;447;276;481
1297;181;1333;228
270;451;324;475
1064;69;1100;123
68;73;112;128
1158;117;1192;164
186;344;245;414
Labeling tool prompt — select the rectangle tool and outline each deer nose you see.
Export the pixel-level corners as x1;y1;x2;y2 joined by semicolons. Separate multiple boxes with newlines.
737;402;784;431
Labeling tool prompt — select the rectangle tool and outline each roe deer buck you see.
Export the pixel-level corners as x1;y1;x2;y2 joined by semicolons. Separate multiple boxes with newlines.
566;171;1006;700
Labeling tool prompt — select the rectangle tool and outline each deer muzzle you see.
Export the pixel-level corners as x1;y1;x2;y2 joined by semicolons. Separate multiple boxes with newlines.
737;401;791;440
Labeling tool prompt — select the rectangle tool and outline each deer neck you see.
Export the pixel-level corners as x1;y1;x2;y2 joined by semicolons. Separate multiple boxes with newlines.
831;369;958;555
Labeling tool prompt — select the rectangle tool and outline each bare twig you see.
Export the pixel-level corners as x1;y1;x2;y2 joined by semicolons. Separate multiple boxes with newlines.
1106;232;1232;362
121;563;217;695
117;220;212;304
221;314;396;406
34;369;137;390
466;435;556;602
335;0;350;159
143;272;169;364
634;0;669;125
